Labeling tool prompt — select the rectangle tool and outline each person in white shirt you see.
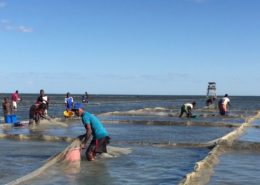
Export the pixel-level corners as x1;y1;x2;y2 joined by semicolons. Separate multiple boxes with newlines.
218;94;230;115
36;89;49;115
179;101;196;118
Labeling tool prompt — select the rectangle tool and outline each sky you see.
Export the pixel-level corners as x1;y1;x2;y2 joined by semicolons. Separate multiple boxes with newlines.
0;0;259;95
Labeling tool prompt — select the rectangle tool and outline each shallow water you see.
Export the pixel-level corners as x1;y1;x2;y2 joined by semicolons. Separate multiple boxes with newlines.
1;122;233;144
21;146;210;185
0;139;67;184
207;118;260;185
0;94;260;185
209;150;260;185
239;127;260;143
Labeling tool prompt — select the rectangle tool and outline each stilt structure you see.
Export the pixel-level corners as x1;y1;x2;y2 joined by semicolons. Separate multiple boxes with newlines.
206;82;217;107
207;82;217;98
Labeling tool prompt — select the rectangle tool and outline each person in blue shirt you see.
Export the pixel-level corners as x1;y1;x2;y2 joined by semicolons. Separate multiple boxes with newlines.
65;92;74;111
72;103;110;161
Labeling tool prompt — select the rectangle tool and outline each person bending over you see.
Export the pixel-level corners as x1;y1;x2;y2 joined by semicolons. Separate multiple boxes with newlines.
72;103;110;161
179;101;196;118
218;94;230;116
29;103;50;124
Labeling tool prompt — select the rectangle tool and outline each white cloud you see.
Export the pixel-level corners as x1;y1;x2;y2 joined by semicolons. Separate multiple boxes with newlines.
1;19;10;24
0;19;34;33
0;3;34;33
0;1;6;8
18;25;33;33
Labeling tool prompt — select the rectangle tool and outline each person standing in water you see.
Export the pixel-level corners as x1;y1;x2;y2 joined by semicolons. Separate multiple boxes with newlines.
65;92;74;111
218;94;230;115
11;90;21;110
2;97;13;122
179;101;196;118
36;89;49;115
206;97;216;106
72;103;110;161
82;92;89;103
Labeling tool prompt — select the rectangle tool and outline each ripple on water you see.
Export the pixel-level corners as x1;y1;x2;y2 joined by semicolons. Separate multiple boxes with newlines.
22;145;210;185
0;139;68;184
209;150;260;185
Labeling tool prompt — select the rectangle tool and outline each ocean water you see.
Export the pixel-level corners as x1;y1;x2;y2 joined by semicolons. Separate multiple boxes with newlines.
0;94;260;185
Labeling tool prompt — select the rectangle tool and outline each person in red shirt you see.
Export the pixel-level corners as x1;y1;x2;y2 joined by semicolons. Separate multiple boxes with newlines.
11;90;21;110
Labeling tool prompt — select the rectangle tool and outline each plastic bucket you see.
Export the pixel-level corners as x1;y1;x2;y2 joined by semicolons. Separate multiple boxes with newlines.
65;147;81;161
63;111;74;118
5;115;17;123
5;115;12;123
11;115;17;123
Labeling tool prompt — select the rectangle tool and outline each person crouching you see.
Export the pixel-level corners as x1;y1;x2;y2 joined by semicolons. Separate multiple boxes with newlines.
29;103;49;125
179;101;196;118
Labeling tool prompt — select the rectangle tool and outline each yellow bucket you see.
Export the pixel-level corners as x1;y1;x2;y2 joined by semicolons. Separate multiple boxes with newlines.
64;110;74;118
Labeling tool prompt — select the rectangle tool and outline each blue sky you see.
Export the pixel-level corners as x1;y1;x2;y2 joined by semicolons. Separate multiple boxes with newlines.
0;0;259;95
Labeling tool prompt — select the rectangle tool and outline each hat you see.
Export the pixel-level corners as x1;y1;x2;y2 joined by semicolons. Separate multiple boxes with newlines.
72;103;84;111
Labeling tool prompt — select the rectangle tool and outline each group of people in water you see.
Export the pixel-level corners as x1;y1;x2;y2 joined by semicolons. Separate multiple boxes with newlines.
179;94;231;118
1;89;50;124
1;90;109;162
2;90;21;123
2;91;230;161
1;90;88;125
29;89;50;124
